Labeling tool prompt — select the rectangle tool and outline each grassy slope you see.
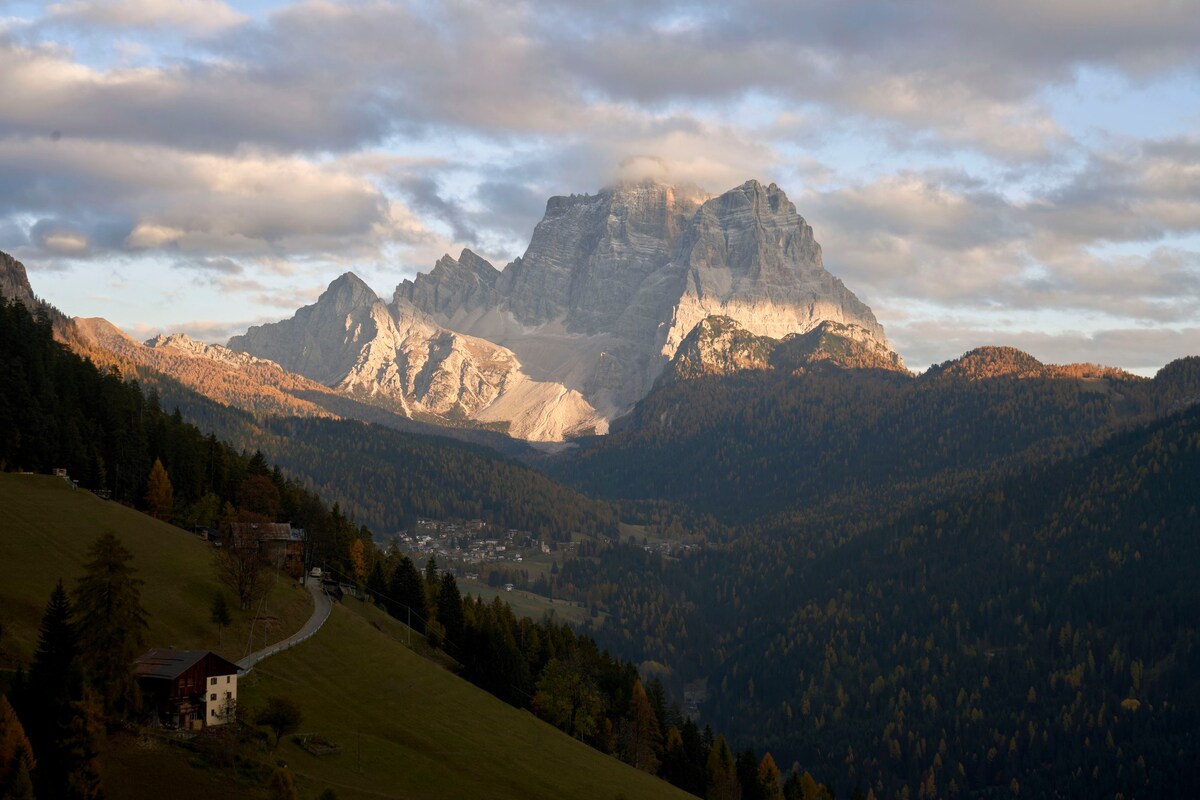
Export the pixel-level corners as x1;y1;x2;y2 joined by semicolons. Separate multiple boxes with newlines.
0;473;311;667
3;472;692;799
237;600;692;800
462;580;594;626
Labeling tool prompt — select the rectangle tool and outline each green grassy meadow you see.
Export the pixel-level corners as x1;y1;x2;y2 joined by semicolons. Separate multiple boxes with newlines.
0;472;311;667
238;600;692;800
3;472;693;799
461;579;595;626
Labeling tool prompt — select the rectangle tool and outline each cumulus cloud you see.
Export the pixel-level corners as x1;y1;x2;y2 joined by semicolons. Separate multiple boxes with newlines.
0;137;420;262
47;0;247;32
805;139;1200;325
1;0;1197;372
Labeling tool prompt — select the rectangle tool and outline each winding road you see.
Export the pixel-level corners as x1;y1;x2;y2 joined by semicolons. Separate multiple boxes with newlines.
237;577;332;674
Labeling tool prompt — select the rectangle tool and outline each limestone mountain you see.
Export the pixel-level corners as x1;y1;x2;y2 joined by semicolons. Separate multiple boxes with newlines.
228;272;604;441
661;316;907;385
401;179;902;422
0;251;39;313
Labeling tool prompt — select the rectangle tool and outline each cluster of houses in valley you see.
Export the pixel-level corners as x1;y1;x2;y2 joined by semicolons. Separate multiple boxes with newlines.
394;518;552;568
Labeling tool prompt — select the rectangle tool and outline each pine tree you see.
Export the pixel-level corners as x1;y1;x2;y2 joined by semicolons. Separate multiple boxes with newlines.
707;735;740;800
366;560;389;611
388;556;427;633
25;580;86;800
29;579;78;707
0;695;36;800
144;457;173;521
73;531;150;723
437;572;465;653
737;748;764;800
619;680;662;773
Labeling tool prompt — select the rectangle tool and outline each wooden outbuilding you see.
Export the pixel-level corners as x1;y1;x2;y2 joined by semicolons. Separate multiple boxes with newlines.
135;648;240;730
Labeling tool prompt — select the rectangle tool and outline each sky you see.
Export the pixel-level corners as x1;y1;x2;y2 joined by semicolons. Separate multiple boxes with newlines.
1;0;1198;373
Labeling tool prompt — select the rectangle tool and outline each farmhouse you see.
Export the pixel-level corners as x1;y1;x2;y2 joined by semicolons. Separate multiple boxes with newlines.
135;648;240;730
228;521;306;578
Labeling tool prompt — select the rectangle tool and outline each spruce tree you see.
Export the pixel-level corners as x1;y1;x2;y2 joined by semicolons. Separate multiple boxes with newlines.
437;572;465;653
73;531;149;723
29;579;78;708
367;560;389;611
388;556;427;633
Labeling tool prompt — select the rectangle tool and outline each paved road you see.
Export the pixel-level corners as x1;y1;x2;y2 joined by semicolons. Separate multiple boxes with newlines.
237;578;332;674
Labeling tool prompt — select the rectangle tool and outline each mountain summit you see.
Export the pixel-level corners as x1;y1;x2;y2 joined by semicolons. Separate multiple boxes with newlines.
229;180;901;439
0;251;38;313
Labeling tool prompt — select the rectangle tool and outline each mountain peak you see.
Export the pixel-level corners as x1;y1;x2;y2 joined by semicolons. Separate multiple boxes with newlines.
660;315;908;387
320;272;381;312
394;250;499;317
0;250;39;313
927;346;1048;380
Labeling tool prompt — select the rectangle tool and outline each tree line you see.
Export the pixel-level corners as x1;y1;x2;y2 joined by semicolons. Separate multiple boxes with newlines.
350;549;836;799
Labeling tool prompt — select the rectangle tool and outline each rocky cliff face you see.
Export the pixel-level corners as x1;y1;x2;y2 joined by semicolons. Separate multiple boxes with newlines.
228;273;604;440
0;251;38;312
394;249;499;318
661;316;907;385
647;181;892;360
403;179;902;422
223;179;902;441
145;332;285;370
495;182;708;331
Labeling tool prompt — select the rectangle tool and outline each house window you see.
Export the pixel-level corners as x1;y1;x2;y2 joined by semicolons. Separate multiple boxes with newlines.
226;676;231;683
225;692;232;699
210;677;218;685
211;709;216;717
210;693;217;701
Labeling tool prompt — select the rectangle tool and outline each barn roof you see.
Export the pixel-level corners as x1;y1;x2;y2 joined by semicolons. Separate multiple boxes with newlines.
135;648;240;680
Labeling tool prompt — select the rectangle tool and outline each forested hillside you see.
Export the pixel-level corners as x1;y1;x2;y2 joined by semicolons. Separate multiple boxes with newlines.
560;401;1200;798
0;298;374;571
142;371;618;541
553;348;1200;531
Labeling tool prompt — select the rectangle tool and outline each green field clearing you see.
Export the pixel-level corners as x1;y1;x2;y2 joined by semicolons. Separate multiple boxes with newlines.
461;579;596;626
238;600;689;800
0;472;311;667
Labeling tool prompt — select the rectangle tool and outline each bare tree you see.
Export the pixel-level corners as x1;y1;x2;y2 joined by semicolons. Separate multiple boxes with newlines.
215;544;266;611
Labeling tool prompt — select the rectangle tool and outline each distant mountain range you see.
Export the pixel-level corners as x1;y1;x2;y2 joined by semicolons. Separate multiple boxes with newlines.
4;178;1190;448
228;179;900;440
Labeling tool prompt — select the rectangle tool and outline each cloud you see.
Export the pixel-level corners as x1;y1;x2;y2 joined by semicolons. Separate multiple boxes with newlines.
46;0;247;32
2;0;1198;376
893;319;1200;375
174;255;244;274
804;141;1200;324
0;137;418;262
